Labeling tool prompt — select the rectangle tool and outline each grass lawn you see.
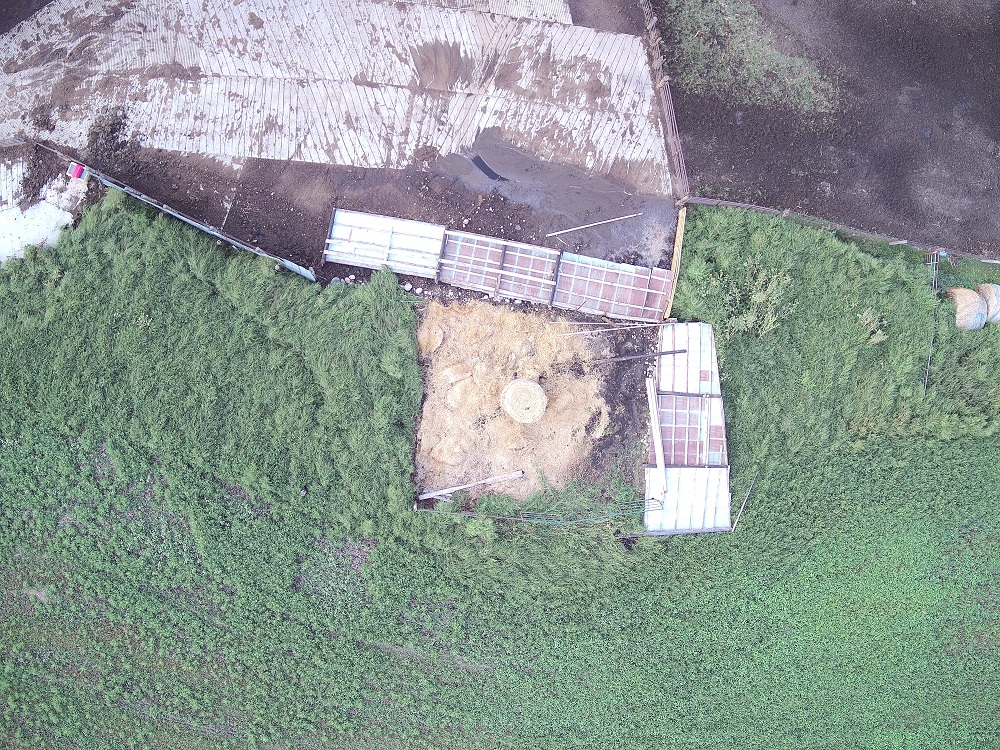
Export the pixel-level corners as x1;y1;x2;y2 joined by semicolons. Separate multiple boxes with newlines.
1;194;996;748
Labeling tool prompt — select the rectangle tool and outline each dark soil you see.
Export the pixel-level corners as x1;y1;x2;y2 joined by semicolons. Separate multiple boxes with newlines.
222;159;550;272
666;0;1000;255
70;115;240;229
70;113;667;275
16;142;61;208
583;323;658;484
0;0;55;35
568;0;644;34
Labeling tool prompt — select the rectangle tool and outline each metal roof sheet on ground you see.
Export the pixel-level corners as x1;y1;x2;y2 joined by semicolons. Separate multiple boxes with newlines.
400;0;573;23
645;322;731;534
644;467;731;534
0;159;25;210
657;322;722;395
324;209;445;277
0;0;672;196
552;254;673;321
651;394;728;467
438;231;560;304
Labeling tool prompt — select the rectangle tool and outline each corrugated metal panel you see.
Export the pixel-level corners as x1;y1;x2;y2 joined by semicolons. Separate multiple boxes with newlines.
644;467;731;534
0;159;25;211
437;232;505;293
645;322;731;534
657;322;721;395
652;394;728;467
496;243;560;304
400;0;573;24
328;214;672;319
324;209;444;277
0;0;672;196
438;231;561;302
552;254;673;321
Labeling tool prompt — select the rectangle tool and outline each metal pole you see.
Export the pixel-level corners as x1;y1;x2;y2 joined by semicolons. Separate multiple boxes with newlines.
593;349;685;365
730;471;758;532
545;212;644;238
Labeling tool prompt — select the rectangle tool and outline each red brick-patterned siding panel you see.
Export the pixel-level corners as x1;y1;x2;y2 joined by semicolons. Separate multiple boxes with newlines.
496;245;559;304
437;234;504;294
552;254;673;322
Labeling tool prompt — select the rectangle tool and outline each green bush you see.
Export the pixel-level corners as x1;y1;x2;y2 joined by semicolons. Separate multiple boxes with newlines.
655;0;837;113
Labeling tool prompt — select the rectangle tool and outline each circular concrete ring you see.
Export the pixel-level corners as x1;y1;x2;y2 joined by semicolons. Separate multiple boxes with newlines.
501;379;548;424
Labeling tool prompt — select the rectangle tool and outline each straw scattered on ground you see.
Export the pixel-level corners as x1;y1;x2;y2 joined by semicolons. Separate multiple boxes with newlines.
415;301;610;500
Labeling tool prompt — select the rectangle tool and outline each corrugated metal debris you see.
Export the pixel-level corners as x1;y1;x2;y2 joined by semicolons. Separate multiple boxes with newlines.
645;322;731;534
325;209;675;322
0;0;672;195
326;210;446;278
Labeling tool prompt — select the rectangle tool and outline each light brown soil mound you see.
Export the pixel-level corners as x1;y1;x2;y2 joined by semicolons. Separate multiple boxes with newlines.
415;301;610;501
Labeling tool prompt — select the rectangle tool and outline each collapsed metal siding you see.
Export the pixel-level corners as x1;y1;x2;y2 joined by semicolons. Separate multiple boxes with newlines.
324;210;675;322
644;322;732;534
0;160;25;210
0;0;672;196
552;256;673;321
325;210;445;278
644;467;731;534
399;0;573;24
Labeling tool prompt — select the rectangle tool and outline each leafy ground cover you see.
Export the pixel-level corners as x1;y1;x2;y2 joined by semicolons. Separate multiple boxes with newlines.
1;196;997;748
653;0;837;114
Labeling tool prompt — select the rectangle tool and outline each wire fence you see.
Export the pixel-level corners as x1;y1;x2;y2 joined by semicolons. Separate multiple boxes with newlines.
414;498;659;526
681;195;955;256
636;0;690;202
11;136;317;282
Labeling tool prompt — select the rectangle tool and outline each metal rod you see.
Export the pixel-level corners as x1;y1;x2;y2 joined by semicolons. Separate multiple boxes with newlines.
555;320;675;336
730;471;758;532
594;349;685;365
922;330;935;398
545;212;644;238
417;470;524;500
646;377;666;482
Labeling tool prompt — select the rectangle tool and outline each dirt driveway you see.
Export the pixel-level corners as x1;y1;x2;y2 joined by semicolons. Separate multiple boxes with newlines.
668;0;1000;254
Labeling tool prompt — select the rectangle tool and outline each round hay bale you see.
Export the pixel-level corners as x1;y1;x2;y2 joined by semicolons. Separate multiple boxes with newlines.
948;287;987;331
977;283;1000;324
500;379;547;424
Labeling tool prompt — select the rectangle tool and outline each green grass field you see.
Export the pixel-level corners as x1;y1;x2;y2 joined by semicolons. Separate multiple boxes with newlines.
1;194;997;748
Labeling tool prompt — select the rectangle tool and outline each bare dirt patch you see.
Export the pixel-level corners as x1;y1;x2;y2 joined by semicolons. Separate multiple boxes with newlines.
44;118;675;279
415;300;617;501
568;0;644;34
667;0;1000;254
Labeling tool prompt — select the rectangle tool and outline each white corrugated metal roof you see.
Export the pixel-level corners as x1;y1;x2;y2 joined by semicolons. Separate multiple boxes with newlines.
0;0;672;196
644;467;731;534
0;159;25;211
401;0;572;24
644;322;731;534
325;209;444;277
657;322;721;395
